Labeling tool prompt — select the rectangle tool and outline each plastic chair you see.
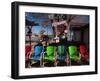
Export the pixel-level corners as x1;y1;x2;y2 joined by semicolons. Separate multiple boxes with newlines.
25;45;32;67
45;46;56;61
44;46;56;66
30;45;43;67
32;46;43;60
68;46;81;65
79;45;89;64
57;45;67;66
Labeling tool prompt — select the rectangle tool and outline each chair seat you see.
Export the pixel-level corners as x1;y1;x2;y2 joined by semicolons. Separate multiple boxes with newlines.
30;55;40;61
57;55;66;61
70;55;80;62
44;56;55;62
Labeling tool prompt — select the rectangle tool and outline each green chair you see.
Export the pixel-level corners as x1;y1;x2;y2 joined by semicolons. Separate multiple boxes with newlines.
44;46;57;67
44;46;56;62
68;46;81;65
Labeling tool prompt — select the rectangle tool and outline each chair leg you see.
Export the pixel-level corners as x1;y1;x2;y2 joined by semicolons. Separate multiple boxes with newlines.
67;54;71;66
28;63;31;68
69;55;71;66
28;59;31;68
66;57;68;66
40;59;42;67
42;57;44;67
54;60;58;67
40;52;43;67
40;52;45;67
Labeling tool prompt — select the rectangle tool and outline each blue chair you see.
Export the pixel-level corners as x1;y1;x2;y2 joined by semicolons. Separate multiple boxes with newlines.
30;45;43;67
32;46;43;61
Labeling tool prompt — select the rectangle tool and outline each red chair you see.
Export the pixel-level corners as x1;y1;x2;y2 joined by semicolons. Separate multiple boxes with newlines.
25;45;32;67
79;45;89;63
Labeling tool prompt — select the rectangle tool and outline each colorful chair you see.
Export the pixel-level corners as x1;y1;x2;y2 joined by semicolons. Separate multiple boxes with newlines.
30;45;43;67
44;46;56;66
79;45;89;64
45;46;56;61
68;46;81;65
32;46;43;60
25;45;32;67
57;45;67;66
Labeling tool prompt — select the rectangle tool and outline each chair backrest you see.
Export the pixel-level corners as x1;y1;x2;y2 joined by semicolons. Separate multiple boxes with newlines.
57;45;66;55
25;45;31;56
80;45;88;56
46;46;55;56
68;46;78;57
34;46;43;56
